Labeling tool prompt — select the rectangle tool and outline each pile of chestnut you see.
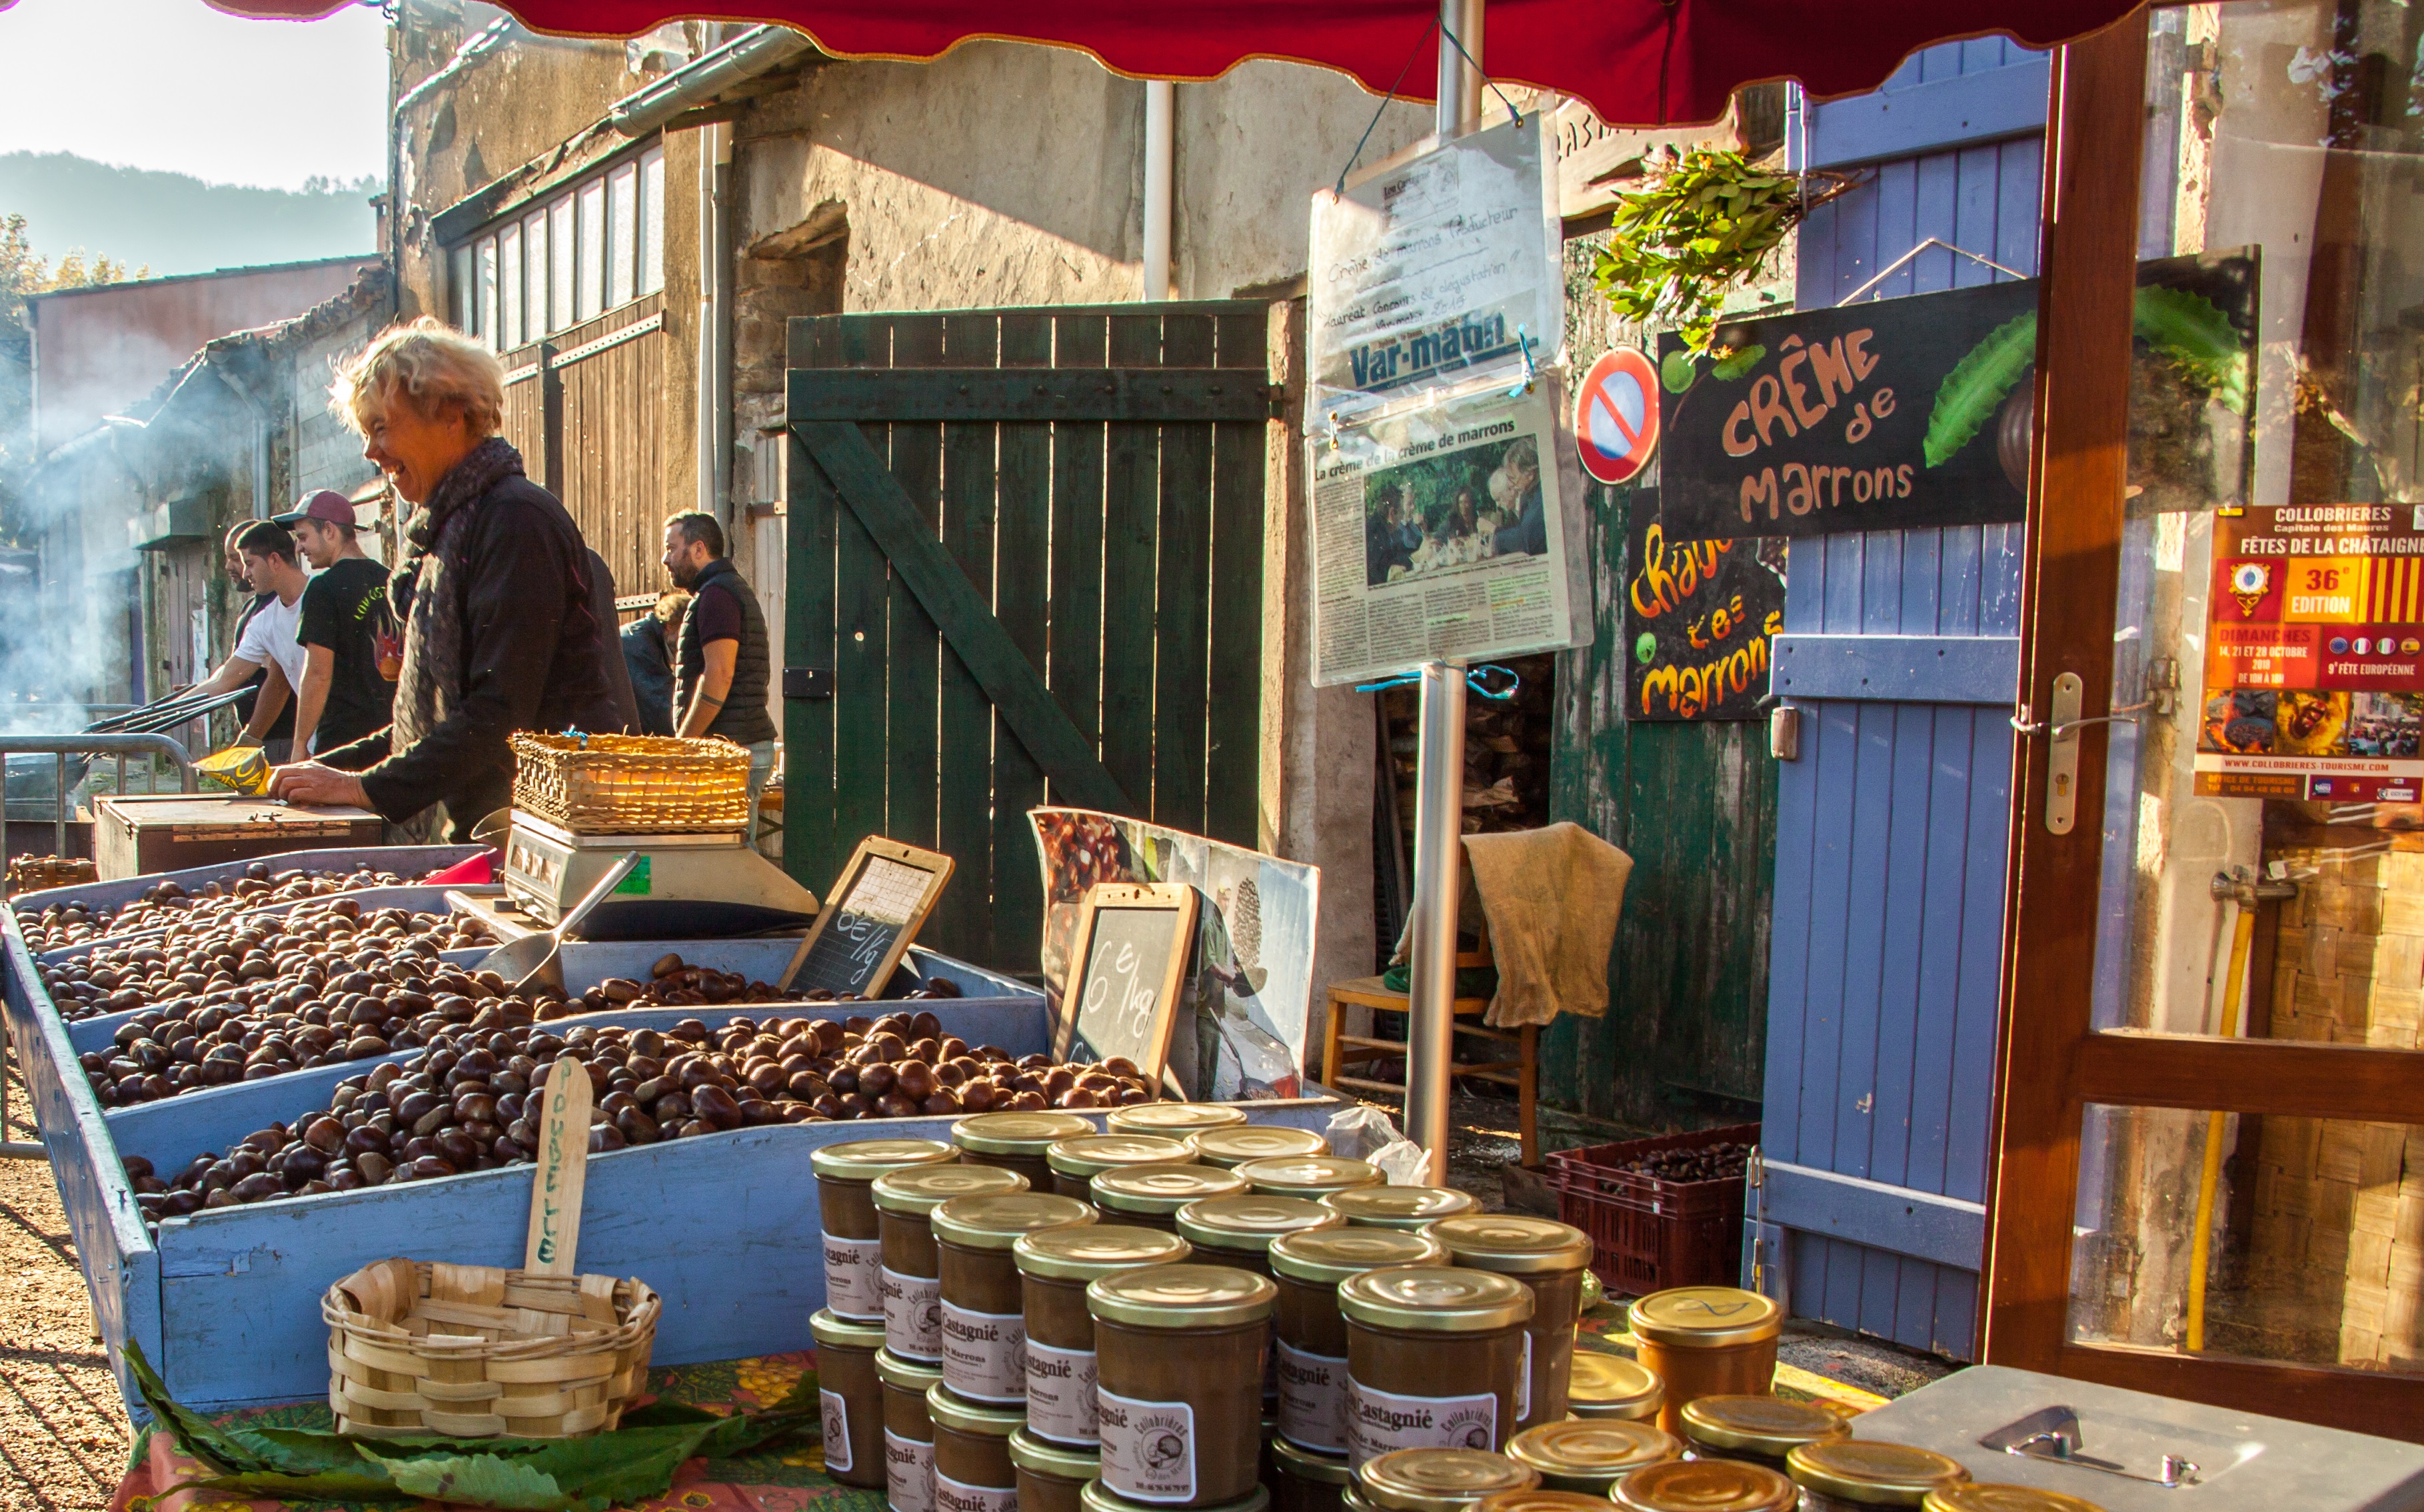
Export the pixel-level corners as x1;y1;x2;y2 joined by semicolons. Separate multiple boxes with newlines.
13;861;425;952
127;1008;1159;1223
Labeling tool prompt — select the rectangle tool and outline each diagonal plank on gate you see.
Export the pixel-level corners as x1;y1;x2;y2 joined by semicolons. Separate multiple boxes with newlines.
793;419;1136;818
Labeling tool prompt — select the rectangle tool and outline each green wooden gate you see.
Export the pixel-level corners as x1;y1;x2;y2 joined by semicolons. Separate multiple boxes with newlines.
781;304;1274;976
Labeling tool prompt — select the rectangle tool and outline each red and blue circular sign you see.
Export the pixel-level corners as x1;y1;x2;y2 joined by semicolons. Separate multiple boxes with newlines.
1575;347;1661;484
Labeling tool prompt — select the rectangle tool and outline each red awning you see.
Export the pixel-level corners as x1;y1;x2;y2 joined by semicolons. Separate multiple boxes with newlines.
210;0;2137;127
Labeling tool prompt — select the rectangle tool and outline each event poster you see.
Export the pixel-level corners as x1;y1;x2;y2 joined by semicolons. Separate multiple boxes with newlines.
2196;503;2424;804
1030;809;1319;1101
1622;490;1788;721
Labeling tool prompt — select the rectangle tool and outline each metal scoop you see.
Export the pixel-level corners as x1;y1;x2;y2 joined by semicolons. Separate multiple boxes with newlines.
476;850;641;994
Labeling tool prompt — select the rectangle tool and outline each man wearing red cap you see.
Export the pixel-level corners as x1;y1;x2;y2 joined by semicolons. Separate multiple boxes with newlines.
274;490;397;757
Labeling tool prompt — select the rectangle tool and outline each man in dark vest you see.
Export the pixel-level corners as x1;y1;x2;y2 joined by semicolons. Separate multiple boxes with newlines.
662;510;778;839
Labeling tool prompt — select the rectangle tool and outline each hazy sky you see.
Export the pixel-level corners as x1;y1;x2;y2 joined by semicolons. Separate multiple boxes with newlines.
0;0;389;191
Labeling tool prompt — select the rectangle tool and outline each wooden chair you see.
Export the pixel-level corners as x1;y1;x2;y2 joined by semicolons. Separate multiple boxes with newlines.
1320;924;1538;1165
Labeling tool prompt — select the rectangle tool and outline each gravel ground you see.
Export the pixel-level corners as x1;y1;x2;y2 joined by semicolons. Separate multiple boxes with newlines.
0;1059;129;1512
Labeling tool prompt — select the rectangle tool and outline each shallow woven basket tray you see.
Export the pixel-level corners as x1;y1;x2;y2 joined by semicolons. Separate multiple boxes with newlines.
509;732;750;835
324;1257;660;1439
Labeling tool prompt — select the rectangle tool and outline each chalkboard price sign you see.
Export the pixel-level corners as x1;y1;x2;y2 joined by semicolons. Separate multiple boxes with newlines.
1054;883;1199;1088
778;838;955;999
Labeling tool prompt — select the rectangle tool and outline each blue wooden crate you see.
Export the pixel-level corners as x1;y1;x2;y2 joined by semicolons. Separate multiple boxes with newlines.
3;916;1344;1415
35;882;509;969
11;845;491;916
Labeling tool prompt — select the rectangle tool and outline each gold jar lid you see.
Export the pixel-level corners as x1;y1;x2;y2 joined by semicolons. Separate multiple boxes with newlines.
931;1191;1098;1249
1046;1133;1195;1179
1092;1162;1250;1216
1357;1448;1540;1512
1237;1154;1387;1197
1613;1461;1796;1511
811;1137;956;1182
1626;1287;1782;1348
810;1308;886;1351
874;1348;943;1392
1087;1261;1277;1329
1924;1488;2107;1512
1424;1215;1592;1275
1270;1227;1446;1283
1009;1426;1101;1481
1478;1493;1622;1512
1272;1437;1354;1486
1566;1353;1663;1419
952;1110;1096;1155
925;1381;1026;1438
1014;1223;1192;1280
1786;1442;1969;1506
1084;1480;1270;1512
1323;1184;1480;1230
1678;1396;1849;1455
1190;1124;1330;1167
1506;1420;1680;1484
871;1163;1029;1216
1338;1265;1534;1333
1177;1194;1345;1253
1106;1102;1250;1137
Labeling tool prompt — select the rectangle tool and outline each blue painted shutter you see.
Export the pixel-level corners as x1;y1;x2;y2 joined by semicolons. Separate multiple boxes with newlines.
1753;41;2043;1359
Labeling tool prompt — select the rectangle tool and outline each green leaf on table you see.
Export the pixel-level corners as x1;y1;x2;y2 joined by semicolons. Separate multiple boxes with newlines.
376;1450;571;1510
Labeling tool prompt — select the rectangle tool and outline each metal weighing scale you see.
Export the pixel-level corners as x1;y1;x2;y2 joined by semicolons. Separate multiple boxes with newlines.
469;811;822;939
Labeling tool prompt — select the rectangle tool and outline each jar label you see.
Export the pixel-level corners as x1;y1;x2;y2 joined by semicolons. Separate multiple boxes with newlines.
1344;1376;1497;1468
820;1389;852;1473
1516;1332;1533;1423
885;1431;936;1512
940;1301;1027;1403
823;1233;884;1319
1274;1340;1350;1453
1098;1387;1197;1503
1025;1339;1099;1444
936;1470;1019;1512
882;1265;943;1361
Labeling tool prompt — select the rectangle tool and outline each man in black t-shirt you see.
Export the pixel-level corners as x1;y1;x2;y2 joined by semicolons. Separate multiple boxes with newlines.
275;490;398;757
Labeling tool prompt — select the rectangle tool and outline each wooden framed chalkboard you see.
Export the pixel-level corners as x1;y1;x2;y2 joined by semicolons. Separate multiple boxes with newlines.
777;838;955;999
1052;883;1198;1086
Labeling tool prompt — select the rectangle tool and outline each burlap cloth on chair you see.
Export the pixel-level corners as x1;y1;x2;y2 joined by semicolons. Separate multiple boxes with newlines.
1464;821;1632;1028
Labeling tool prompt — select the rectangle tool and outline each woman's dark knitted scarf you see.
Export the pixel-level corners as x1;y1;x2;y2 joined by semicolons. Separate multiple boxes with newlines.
387;436;525;758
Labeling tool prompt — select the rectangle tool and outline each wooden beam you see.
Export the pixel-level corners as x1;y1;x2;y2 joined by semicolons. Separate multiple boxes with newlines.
788;367;1280;424
1977;8;2149;1371
2075;1033;2424;1123
2058;1343;2424;1445
792;419;1136;818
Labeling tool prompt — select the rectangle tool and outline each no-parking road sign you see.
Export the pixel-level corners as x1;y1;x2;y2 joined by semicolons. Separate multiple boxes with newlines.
1575;347;1660;484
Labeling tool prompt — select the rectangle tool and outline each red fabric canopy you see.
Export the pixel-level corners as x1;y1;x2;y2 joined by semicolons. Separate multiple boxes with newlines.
211;0;2137;127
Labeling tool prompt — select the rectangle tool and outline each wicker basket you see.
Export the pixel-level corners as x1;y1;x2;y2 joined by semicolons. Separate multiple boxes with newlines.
509;732;750;834
323;1256;660;1438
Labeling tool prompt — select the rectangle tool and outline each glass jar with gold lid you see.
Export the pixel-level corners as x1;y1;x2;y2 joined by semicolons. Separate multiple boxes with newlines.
1238;1155;1387;1200
926;1380;1026;1512
1922;1489;2107;1512
1092;1163;1252;1233
1339;1267;1533;1463
872;1164;1030;1363
809;1308;887;1489
1476;1493;1622;1512
1047;1134;1196;1202
930;1191;1096;1405
1191;1124;1330;1169
1007;1427;1097;1512
1088;1263;1278;1507
1504;1419;1681;1493
1269;1228;1448;1457
1084;1480;1272;1512
1012;1225;1191;1447
1676;1397;1848;1472
1424;1215;1593;1429
1615;1459;1797;1511
1107;1102;1250;1137
1274;1435;1356;1512
1322;1185;1479;1231
1625;1288;1782;1433
812;1137;956;1321
952;1111;1096;1188
1178;1195;1347;1275
1356;1448;1540;1512
1786;1441;1969;1510
1566;1352;1663;1421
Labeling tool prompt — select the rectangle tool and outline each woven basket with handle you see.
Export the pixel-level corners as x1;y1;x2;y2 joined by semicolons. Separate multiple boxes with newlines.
322;1060;656;1437
509;732;750;834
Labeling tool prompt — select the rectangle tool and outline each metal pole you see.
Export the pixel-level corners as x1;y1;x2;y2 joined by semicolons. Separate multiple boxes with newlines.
1143;80;1175;301
1403;662;1466;1181
1437;0;1484;137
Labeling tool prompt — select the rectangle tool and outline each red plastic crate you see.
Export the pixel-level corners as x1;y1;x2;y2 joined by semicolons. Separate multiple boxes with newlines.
1546;1123;1758;1296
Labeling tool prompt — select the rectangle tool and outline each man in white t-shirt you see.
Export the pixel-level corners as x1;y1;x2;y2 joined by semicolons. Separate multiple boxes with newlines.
183;520;312;762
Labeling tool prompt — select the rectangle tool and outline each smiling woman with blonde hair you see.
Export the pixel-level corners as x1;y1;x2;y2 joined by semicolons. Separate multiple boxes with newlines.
268;318;633;839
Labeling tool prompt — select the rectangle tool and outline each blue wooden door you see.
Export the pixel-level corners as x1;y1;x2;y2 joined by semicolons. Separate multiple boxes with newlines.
1754;41;2044;1359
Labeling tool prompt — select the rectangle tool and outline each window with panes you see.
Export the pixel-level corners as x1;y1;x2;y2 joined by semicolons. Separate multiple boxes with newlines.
447;142;666;351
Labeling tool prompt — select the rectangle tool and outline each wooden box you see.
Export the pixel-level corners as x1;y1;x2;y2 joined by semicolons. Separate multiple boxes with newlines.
92;796;387;882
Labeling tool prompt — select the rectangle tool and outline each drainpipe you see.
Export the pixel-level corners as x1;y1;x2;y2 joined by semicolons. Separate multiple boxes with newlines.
697;121;732;524
1143;81;1174;301
211;365;274;519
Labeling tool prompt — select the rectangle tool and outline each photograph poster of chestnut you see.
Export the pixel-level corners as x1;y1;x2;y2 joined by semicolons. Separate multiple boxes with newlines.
1654;248;2256;540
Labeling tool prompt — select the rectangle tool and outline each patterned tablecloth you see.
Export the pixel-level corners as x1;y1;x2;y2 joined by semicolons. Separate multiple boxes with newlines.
112;1301;1887;1512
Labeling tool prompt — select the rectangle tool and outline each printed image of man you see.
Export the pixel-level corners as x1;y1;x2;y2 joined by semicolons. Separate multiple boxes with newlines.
1490;436;1547;558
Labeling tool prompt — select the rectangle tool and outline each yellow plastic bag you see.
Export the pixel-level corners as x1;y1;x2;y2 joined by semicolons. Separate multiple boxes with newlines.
197;746;270;796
